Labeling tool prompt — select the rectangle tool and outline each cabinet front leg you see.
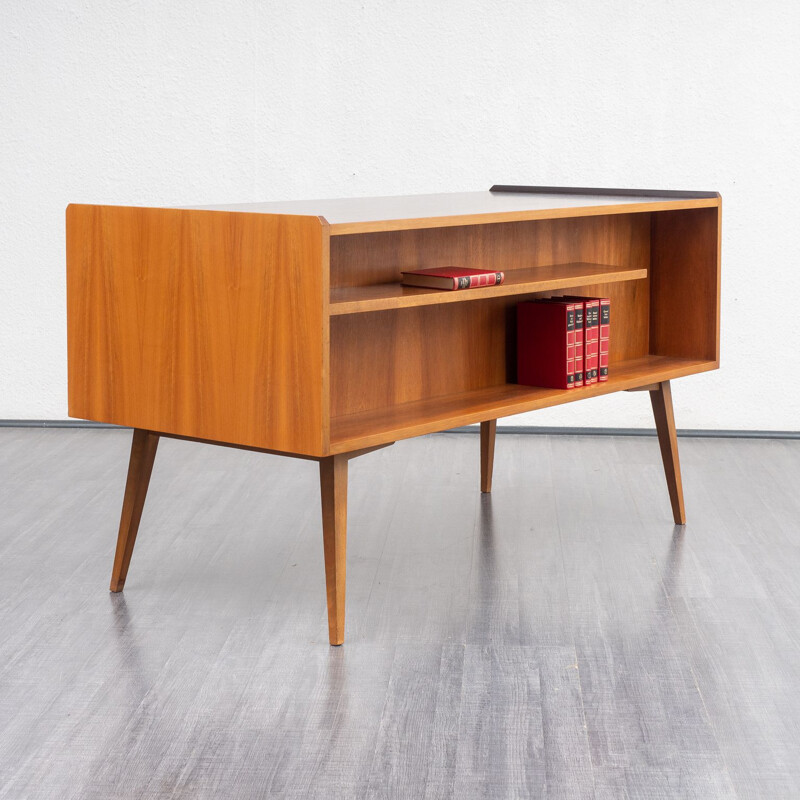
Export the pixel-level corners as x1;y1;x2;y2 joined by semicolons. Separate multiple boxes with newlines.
649;381;686;525
480;419;497;493
110;429;160;592
319;454;348;645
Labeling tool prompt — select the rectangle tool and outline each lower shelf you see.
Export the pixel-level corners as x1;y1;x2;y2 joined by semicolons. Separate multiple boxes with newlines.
330;355;717;453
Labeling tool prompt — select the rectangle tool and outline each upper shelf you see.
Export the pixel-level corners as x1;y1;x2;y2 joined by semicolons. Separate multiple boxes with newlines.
187;185;721;235
329;262;647;315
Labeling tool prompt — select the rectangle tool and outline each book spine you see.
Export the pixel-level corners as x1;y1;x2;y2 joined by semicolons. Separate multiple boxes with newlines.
586;300;599;384
460;272;505;289
572;304;584;387
598;298;610;381
566;303;575;389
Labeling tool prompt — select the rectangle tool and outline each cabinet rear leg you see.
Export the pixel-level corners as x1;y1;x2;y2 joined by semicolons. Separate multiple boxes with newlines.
110;429;159;592
480;419;497;493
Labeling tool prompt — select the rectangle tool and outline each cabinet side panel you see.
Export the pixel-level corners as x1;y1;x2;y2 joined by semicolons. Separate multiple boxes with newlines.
67;205;327;455
650;207;720;361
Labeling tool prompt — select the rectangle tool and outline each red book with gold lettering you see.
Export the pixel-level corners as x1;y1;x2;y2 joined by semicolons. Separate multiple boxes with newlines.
563;297;601;384
565;296;609;381
400;267;505;291
585;299;600;384
561;298;586;389
596;298;610;380
517;300;576;390
570;301;585;387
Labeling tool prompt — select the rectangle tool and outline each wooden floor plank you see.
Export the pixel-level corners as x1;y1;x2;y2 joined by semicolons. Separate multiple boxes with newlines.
453;646;546;799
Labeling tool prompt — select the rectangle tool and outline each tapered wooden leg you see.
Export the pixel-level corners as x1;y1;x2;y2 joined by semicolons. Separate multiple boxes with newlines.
650;381;686;525
110;429;159;592
480;419;497;493
319;454;348;645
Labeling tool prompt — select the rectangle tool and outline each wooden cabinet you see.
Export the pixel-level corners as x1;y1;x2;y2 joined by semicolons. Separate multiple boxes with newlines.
67;185;721;644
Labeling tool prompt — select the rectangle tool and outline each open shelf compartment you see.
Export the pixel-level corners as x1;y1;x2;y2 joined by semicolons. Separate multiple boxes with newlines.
329;262;647;315
329;355;716;453
327;205;720;455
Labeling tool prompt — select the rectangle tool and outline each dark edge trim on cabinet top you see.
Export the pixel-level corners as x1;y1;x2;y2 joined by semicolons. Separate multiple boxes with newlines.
490;185;721;200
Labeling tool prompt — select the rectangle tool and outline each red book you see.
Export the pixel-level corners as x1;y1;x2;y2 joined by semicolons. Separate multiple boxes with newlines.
571;301;585;387
400;267;505;291
585;299;600;384
567;296;610;381
563;297;599;384
542;298;578;386
517;300;576;390
596;298;610;381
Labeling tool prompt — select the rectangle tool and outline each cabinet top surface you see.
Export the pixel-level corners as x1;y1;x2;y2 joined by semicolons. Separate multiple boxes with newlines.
181;187;720;234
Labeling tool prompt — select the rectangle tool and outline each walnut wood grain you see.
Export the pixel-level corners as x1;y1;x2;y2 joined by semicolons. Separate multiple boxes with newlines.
67;205;329;456
319;455;348;645
110;429;159;592
480;420;497;493
650;381;686;525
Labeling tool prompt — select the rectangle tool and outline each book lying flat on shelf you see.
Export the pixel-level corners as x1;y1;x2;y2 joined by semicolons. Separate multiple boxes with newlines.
400;267;505;291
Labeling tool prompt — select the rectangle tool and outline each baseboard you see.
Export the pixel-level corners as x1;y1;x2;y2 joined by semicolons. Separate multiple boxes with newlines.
0;419;122;429
1;420;798;440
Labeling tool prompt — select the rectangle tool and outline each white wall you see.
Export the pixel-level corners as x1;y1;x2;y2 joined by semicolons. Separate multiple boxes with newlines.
2;0;798;429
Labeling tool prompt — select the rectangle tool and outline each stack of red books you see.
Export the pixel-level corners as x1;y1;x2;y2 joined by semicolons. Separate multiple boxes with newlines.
517;296;610;390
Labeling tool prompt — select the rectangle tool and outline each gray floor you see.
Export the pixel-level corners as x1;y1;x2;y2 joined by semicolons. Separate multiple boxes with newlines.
1;429;799;799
